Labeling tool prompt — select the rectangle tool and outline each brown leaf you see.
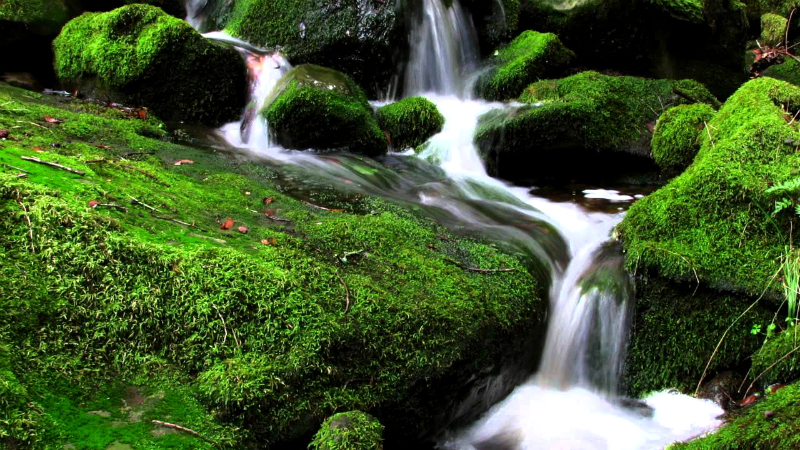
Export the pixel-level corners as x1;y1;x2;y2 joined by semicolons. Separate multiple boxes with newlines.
44;116;64;124
0;130;8;139
88;200;99;208
32;146;44;153
260;237;277;245
138;109;148;120
263;209;277;217
220;218;234;230
237;226;249;234
174;159;194;166
95;144;111;149
263;196;274;205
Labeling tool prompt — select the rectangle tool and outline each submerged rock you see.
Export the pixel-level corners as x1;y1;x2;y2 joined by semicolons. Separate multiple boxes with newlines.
474;30;575;101
376;96;444;150
651;103;716;173
53;4;247;126
474;71;717;182
310;411;384;450
262;64;387;155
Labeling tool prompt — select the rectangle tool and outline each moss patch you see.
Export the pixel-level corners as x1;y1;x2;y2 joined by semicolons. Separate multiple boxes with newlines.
262;64;387;156
761;13;789;46
376;97;444;151
53;4;247;126
751;326;800;387
474;30;575;101
652;103;716;173
310;411;383;450
763;59;800;86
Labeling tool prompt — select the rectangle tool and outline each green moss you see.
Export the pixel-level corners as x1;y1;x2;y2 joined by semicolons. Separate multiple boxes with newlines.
616;77;800;298
0;0;70;32
751;326;800;386
652;103;716;172
475;30;575;101
53;4;246;126
0;82;543;447
761;13;789;46
624;275;772;396
763;59;800;86
672;380;800;449
650;0;706;22
375;97;444;151
309;411;383;450
263;65;387;156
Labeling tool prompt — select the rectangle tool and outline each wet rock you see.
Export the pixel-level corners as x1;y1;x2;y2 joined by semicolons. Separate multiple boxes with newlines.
261;64;387;156
53;5;247;126
473;429;523;450
697;371;743;410
376;96;444;150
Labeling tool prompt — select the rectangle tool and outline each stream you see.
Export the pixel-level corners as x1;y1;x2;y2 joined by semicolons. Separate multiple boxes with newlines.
186;0;726;448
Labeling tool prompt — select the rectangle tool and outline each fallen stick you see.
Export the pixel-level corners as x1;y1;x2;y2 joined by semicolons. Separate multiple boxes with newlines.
20;156;85;176
302;200;344;212
2;163;29;173
151;420;215;444
129;196;159;213
95;203;128;213
445;259;516;273
337;274;351;315
265;214;291;223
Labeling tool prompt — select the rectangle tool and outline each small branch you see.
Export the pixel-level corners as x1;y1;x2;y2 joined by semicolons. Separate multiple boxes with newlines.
151;420;215;444
302;200;344;212
744;342;800;399
337;274;351;315
153;216;195;227
265;214;291;223
445;258;516;273
15;196;35;253
2;163;29;174
212;303;228;346
129;196;159;213
95;203;129;213
20;156;85;176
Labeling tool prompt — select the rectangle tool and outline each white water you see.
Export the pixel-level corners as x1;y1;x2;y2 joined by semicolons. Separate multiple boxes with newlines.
197;2;725;447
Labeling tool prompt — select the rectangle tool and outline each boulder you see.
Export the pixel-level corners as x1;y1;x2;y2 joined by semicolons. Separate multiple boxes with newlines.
262;64;387;155
310;411;384;450
474;71;717;182
53;4;247;126
376;96;444;150
474;30;575;101
651;103;716;173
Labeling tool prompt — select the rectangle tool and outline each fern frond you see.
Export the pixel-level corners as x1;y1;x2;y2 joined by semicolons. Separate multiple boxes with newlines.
766;177;800;195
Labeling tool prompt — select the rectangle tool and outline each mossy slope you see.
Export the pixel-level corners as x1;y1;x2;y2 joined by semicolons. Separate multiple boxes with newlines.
0;82;543;447
53;4;247;126
376;97;444;150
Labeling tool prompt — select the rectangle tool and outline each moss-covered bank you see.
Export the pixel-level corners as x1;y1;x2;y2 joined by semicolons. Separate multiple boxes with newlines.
53;4;247;126
376;97;444;150
0;82;544;448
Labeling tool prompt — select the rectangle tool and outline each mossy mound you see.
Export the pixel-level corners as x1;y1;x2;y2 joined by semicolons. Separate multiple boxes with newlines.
751;326;800;387
263;64;387;156
761;13;789;46
518;0;750;98
197;0;402;96
310;411;383;450
652;103;716;173
763;59;800;86
0;82;544;447
474;71;718;182
376;97;444;151
616;77;800;299
671;380;800;449
53;4;247;126
474;30;575;101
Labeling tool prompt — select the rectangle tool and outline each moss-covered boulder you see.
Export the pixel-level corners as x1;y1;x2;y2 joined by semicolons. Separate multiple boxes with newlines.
474;30;575;101
518;0;750;98
763;58;800;86
310;411;383;450
196;0;402;96
262;64;387;155
474;71;718;182
751;326;800;387
761;12;789;46
53;4;246;126
376;97;444;151
651;103;716;173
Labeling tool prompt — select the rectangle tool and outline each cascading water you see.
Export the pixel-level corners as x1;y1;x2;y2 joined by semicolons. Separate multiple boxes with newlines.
193;1;726;447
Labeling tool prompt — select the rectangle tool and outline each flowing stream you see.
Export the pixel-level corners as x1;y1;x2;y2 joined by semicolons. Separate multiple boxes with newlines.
190;1;725;447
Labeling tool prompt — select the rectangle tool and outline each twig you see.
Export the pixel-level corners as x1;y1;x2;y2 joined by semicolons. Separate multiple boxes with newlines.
151;420;215;444
129;196;159;213
121;151;154;159
15;196;35;253
18;120;52;133
212;303;228;346
786;8;795;49
231;328;241;350
302;200;344;212
265;214;291;223
2;163;29;173
337;274;351;314
444;259;516;273
694;266;782;396
96;203;128;213
20;156;85;176
744;343;800;398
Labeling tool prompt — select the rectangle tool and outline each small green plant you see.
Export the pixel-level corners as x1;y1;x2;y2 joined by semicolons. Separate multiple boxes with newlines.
782;247;800;324
766;176;800;217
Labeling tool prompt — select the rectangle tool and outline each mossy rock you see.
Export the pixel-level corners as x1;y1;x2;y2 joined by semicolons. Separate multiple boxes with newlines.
376;97;444;151
761;12;789;46
0;0;71;34
473;71;718;182
763;59;800;86
310;411;383;450
616;77;800;299
197;0;402;96
53;4;247;126
671;380;800;449
652;103;716;173
262;64;387;156
474;30;575;101
0;81;544;447
518;0;750;98
751;326;800;387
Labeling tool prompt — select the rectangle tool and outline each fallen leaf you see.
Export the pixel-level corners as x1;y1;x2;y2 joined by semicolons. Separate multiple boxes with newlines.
0;130;8;139
220;218;234;230
264;209;277;217
138;109;148;120
237;226;249;233
88;200;99;208
44;116;64;124
32;146;44;153
95;144;111;149
740;394;760;406
174;159;194;166
260;237;277;245
263;196;274;205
